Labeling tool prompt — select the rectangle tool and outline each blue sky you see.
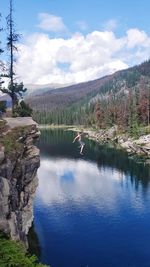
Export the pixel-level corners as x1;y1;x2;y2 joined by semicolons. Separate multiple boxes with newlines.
2;0;150;35
1;0;150;86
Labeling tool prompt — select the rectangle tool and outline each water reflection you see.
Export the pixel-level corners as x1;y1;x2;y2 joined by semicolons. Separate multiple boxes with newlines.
38;129;150;190
33;129;150;267
28;223;41;258
37;158;119;205
37;156;148;217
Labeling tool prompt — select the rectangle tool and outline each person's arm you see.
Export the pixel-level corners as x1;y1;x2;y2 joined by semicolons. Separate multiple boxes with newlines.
73;134;80;143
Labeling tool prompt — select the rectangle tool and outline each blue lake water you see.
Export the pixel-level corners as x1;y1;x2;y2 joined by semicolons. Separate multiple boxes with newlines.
32;129;150;267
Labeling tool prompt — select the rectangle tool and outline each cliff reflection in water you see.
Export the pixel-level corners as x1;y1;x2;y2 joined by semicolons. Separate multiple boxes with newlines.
33;129;150;267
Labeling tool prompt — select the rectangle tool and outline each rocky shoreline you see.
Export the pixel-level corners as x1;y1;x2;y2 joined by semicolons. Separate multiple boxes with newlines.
68;125;150;165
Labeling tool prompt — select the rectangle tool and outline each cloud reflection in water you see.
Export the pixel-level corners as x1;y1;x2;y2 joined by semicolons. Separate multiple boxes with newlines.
36;158;126;213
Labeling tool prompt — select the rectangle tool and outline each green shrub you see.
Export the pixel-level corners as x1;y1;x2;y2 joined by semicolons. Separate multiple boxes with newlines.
15;101;32;117
0;101;7;113
0;233;49;267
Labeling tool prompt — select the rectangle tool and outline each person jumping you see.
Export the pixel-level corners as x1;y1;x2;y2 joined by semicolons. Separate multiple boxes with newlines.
73;131;85;155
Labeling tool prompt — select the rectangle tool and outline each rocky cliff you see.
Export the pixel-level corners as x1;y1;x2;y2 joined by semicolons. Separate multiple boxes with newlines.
0;117;40;245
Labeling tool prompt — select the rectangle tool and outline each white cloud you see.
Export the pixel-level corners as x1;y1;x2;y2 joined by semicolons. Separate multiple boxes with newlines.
16;28;150;86
126;28;150;48
37;13;67;32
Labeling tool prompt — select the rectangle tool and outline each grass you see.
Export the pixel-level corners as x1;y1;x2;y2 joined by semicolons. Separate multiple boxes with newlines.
0;120;7;135
0;125;33;158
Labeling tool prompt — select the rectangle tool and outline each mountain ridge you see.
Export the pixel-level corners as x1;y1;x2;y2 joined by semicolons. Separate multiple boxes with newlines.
26;59;150;113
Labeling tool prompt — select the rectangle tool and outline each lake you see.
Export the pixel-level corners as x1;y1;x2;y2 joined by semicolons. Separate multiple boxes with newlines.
32;128;150;267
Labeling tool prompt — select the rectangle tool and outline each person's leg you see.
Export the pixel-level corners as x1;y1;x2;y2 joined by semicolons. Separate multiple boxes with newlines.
80;144;85;154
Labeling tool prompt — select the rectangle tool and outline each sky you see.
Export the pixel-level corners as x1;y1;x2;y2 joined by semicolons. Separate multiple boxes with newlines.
1;0;150;87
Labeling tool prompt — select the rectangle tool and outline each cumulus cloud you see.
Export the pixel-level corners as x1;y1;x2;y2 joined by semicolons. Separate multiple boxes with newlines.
16;28;150;86
37;13;67;32
126;28;150;48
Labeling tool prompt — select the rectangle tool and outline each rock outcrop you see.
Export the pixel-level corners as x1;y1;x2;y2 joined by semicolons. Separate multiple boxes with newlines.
71;125;150;164
0;117;40;245
95;128;150;160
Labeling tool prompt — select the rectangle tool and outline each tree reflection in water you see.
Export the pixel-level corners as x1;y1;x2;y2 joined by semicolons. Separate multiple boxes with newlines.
38;128;150;191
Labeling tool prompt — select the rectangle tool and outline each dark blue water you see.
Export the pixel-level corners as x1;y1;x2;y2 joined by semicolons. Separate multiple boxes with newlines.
33;129;150;267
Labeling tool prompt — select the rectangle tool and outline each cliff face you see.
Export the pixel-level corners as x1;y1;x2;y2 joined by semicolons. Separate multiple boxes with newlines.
0;117;40;245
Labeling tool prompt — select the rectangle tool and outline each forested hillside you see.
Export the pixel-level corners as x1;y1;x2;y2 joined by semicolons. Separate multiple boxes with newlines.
28;59;150;133
26;74;111;111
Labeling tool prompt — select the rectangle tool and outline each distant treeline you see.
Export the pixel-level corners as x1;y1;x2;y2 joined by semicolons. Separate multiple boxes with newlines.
33;59;150;134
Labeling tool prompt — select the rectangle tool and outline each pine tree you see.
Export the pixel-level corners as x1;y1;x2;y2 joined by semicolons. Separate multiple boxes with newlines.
0;13;4;89
0;0;27;115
